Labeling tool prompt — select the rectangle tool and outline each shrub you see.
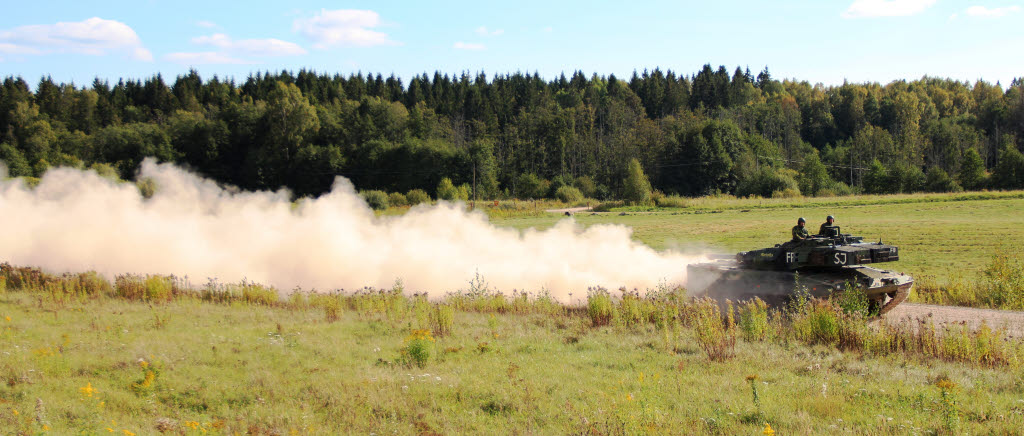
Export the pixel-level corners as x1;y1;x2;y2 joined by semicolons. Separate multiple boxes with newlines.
693;299;736;362
573;175;597;198
623;158;652;205
436;178;459;201
555;185;584;203
406;189;431;205
737;298;768;342
456;183;471;201
431;304;455;337
587;288;615;327
401;329;435;368
832;284;872;317
388;192;408;207
924;167;963;193
114;275;146;301
240;282;279;306
617;291;643;327
737;167;800;198
144;275;175;303
515;173;549;199
360;190;390;210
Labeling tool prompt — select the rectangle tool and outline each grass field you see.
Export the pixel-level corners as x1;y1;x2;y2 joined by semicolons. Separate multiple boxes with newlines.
2;287;1023;435
3;191;1024;434
494;192;1024;292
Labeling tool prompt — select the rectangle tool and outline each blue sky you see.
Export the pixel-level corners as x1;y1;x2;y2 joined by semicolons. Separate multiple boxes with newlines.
1;0;1021;88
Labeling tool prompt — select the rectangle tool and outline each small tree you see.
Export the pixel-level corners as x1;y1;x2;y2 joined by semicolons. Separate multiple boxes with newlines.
555;185;584;203
360;190;390;210
436;177;459;201
623;158;652;204
406;189;431;205
958;148;987;190
924;167;962;193
992;143;1024;190
862;159;890;194
573;175;597;198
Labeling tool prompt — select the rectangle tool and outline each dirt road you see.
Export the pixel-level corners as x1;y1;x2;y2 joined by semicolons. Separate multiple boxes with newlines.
883;303;1024;338
544;206;594;214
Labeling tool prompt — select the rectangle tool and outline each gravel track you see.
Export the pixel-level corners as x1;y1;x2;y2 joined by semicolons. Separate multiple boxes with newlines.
883;303;1024;338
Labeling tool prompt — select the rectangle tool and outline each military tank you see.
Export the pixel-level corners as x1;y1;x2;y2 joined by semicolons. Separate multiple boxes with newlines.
688;226;912;315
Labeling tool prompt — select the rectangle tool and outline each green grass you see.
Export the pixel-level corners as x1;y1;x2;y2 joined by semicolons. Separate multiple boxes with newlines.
496;192;1024;288
3;290;1024;434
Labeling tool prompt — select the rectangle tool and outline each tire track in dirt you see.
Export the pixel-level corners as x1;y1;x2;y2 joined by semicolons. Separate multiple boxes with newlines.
883;303;1024;338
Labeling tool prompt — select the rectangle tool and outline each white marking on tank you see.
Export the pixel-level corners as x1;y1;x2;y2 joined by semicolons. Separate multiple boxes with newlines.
834;252;848;265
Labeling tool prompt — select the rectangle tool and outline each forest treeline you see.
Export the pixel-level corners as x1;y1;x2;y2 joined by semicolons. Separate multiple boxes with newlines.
2;65;1024;201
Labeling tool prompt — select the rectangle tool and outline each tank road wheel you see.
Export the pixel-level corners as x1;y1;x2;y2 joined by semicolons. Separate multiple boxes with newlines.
877;288;911;316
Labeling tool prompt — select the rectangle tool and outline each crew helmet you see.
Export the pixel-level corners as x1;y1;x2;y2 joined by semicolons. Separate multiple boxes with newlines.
798;217;806;224
827;215;835;221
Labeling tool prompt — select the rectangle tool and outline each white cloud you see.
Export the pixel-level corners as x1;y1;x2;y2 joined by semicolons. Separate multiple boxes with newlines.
192;33;306;56
965;5;1021;17
196;20;218;29
842;0;936;18
0;17;152;61
475;26;504;36
454;42;486;51
293;9;398;48
164;51;252;65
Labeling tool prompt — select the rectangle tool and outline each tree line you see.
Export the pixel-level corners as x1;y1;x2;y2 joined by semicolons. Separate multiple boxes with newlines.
2;65;1023;201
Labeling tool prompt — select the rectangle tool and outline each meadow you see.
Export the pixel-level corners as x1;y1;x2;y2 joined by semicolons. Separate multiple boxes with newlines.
2;265;1024;435
3;191;1024;434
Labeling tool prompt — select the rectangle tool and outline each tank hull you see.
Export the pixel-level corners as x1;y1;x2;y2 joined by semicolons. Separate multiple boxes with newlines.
687;260;913;315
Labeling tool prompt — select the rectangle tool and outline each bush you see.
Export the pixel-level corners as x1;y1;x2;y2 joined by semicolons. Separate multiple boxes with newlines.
623;158;652;204
587;288;615;327
737;167;800;198
436;178;459;201
693;299;736;361
555;185;584;203
406;189;431;205
925;167;963;193
737;298;768;342
144;275;175;303
515;173;549;199
388;192;408;207
401;329;435;368
573;176;597;198
360;190;390;210
431;304;455;337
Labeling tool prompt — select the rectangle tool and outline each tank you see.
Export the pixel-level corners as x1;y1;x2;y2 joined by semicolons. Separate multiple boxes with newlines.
687;226;913;315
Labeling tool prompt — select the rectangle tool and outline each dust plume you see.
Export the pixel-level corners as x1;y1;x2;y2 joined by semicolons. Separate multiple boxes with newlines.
0;160;704;301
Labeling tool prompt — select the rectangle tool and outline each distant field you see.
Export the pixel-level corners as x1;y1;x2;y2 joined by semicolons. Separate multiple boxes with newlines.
494;192;1024;287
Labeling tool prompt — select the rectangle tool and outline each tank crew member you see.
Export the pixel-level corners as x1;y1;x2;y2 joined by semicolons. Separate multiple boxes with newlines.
819;215;835;235
792;217;809;240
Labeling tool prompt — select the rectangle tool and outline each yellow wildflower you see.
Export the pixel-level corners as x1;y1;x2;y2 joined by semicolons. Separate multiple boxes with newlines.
746;374;759;382
42;424;50;431
12;409;19;416
106;429;114;433
626;393;633;402
123;430;136;436
80;382;97;397
763;423;775;436
935;378;957;390
638;372;644;384
139;360;149;369
4;316;9;322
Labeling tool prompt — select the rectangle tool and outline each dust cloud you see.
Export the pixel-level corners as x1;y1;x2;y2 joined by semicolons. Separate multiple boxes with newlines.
0;160;704;301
